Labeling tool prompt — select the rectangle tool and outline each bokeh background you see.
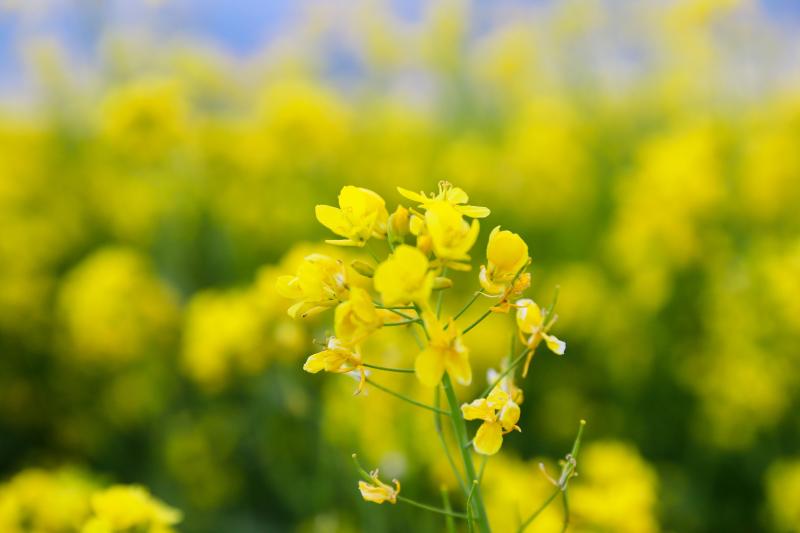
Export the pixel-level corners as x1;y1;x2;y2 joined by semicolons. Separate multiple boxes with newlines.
2;0;800;531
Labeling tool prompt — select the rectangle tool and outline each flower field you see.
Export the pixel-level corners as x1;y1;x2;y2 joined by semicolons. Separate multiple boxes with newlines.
1;1;799;532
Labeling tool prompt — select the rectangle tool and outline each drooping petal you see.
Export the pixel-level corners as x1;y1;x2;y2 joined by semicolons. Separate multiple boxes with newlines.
303;352;327;373
473;421;504;455
415;347;445;387
446;349;472;386
542;333;566;355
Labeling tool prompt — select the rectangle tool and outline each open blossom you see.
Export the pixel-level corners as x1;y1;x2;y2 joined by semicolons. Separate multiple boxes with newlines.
358;469;400;504
303;337;366;393
415;312;472;387
397;180;490;218
480;226;530;296
276;254;348;318
425;201;480;267
334;287;385;346
461;387;521;455
516;298;566;377
315;185;388;247
373;245;434;306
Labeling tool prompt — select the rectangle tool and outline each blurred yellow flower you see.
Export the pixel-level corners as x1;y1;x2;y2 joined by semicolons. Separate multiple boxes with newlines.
765;458;800;532
56;247;178;365
461;387;521;455
358;469;400;505
304;337;366;393
480;226;530;296
398;180;490;219
415;312;471;387
82;485;181;533
315;186;388;247
515;298;566;376
276;253;349;318
374;245;434;306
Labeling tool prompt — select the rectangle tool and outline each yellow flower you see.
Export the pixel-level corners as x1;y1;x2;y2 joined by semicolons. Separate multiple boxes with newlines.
480;226;530;296
387;204;410;244
81;485;181;533
397;180;490;218
315;186;388;247
334;287;384;345
515;298;566;377
487;366;524;405
303;337;366;393
425;201;480;267
358;469;400;504
276;253;349;318
461;387;521;455
415;312;472;387
374;245;434;306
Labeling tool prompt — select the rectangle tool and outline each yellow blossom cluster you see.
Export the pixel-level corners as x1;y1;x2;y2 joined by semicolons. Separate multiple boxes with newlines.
0;467;180;533
277;181;574;532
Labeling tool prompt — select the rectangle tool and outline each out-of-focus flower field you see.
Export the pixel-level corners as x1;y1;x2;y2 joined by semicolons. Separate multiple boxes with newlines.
1;1;800;531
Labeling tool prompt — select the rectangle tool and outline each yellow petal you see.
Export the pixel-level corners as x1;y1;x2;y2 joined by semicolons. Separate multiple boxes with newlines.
457;204;491;218
515;298;543;334
499;400;521;432
397;186;429;204
315;205;349;237
275;275;303;299
415;347;445;387
461;398;495;421
303;352;326;373
542;333;566;355
446;351;472;386
473;421;504;455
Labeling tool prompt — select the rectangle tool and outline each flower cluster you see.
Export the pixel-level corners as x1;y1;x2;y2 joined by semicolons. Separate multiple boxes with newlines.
277;182;576;532
0;468;180;533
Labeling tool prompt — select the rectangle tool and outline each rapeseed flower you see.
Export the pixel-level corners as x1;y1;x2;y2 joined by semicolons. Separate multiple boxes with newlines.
461;387;521;455
415;312;472;387
315;186;388;246
276;253;349;318
373;245;434;306
480;226;530;296
516;298;566;376
303;337;366;393
398;180;490;218
334;287;385;345
425;201;480;267
358;469;400;504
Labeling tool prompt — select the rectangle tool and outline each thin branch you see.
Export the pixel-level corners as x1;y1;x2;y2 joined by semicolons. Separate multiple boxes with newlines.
365;378;449;415
362;363;415;374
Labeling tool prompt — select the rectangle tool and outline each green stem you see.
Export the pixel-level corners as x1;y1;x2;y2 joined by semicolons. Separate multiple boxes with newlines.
560;491;570;533
365;378;449;416
384;308;416;321
462;308;492;335
480;348;530;398
435;386;467;493
452;291;482;322
362;363;415;374
516;488;560;533
397;495;472;520
442;374;492;533
441;487;456;533
365;243;381;263
384;318;421;327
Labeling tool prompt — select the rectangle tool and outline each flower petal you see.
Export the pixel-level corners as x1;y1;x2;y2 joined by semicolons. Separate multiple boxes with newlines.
473;421;504;455
415;348;445;387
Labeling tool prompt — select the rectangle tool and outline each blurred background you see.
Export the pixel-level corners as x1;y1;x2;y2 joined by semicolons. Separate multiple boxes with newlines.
1;0;800;531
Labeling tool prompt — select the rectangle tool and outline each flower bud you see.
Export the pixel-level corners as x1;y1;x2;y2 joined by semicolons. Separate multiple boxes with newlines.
432;276;453;290
350;260;375;278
